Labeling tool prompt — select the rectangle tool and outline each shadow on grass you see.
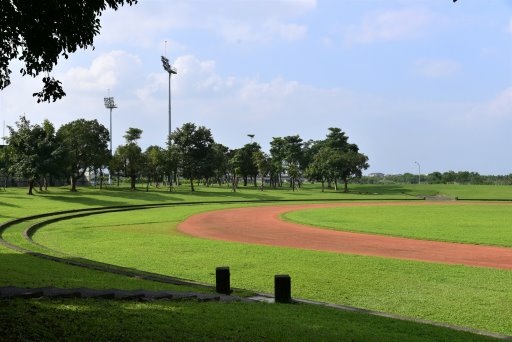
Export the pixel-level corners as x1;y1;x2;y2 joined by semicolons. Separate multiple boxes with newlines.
40;190;182;207
0;296;498;341
0;200;20;208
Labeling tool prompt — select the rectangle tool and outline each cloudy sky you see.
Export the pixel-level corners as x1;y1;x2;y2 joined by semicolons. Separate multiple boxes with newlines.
2;0;512;175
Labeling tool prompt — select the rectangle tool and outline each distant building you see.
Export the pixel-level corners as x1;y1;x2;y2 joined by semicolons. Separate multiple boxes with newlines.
367;173;385;178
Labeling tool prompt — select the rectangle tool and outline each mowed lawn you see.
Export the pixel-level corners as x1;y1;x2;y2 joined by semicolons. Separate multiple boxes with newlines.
283;202;512;246
30;204;512;335
2;184;512;339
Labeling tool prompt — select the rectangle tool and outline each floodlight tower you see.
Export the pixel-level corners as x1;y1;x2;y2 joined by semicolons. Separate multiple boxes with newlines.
414;161;421;185
104;96;117;155
247;134;255;143
161;55;177;137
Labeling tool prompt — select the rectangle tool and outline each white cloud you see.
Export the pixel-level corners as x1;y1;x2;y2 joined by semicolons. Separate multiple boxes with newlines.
100;1;314;47
60;51;142;92
413;58;462;79
486;87;512;117
217;19;307;44
267;21;308;41
345;8;433;44
464;87;512;120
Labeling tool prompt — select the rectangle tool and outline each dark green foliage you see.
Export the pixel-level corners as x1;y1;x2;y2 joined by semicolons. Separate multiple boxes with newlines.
113;127;144;190
6;116;64;194
238;142;261;186
170;122;214;191
56;119;111;191
0;0;137;102
306;128;369;192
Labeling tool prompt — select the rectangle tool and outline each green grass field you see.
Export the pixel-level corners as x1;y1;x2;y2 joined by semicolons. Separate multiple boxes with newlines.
1;183;512;339
24;205;512;335
283;202;512;246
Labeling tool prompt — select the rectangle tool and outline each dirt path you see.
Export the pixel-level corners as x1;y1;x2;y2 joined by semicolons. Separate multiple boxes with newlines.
178;202;512;270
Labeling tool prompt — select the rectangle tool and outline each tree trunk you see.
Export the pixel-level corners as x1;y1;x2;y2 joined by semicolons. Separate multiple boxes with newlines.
321;180;324;192
130;175;136;190
71;176;78;192
344;178;349;193
334;179;337;191
231;175;237;192
190;177;195;191
243;176;248;187
146;176;150;192
27;179;34;195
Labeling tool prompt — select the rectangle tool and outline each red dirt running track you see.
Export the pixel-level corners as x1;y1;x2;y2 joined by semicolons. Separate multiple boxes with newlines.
178;202;512;270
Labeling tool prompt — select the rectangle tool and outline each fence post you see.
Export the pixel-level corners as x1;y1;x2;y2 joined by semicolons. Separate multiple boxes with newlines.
274;274;291;303
216;266;231;295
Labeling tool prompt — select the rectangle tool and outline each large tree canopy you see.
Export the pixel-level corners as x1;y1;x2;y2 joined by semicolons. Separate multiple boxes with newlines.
56;119;110;191
1;0;137;102
6;116;62;194
170;122;214;192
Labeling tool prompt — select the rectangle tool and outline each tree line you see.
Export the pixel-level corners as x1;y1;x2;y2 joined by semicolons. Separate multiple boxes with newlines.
1;117;369;195
362;172;512;186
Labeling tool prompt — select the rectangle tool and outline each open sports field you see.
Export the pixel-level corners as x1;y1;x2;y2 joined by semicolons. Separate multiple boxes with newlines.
1;184;512;339
283;202;512;247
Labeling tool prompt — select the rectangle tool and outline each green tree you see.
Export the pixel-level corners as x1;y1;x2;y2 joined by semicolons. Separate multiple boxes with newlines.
282;135;304;191
109;150;124;187
1;0;137;102
170;122;214;192
206;143;229;186
143;145;165;191
0;145;8;189
6;117;61;194
338;148;369;192
269;137;286;187
164;139;179;191
238;142;261;186
252;150;270;190
57;119;110;192
307;128;369;192
228;149;243;192
37;119;65;190
114;128;145;190
306;146;332;192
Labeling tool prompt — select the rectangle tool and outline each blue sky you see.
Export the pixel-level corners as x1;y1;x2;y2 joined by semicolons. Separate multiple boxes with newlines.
2;0;512;175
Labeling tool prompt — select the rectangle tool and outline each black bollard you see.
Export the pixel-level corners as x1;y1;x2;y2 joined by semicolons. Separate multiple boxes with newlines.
274;274;291;303
216;267;231;295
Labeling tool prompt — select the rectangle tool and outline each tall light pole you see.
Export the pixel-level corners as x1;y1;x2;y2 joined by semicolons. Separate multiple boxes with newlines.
247;134;255;143
414;161;421;185
104;96;117;185
161;55;177;137
103;96;117;155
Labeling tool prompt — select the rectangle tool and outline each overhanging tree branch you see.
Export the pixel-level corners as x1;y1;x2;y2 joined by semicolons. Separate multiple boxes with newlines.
0;0;137;103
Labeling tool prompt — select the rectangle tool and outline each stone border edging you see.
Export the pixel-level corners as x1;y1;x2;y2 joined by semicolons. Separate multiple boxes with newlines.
0;286;244;302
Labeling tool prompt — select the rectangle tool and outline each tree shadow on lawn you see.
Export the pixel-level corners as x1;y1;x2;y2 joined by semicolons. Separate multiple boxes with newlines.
41;190;183;207
349;184;432;196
